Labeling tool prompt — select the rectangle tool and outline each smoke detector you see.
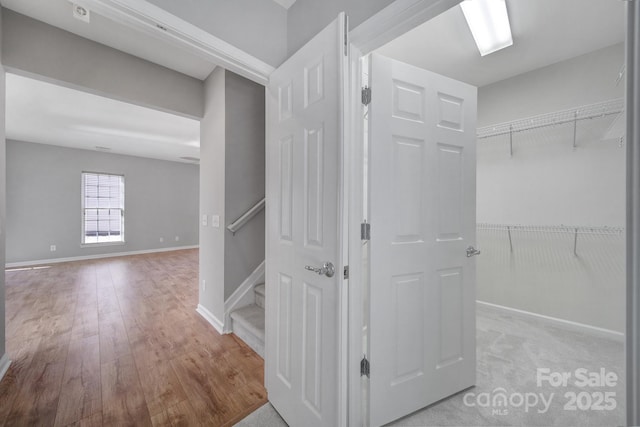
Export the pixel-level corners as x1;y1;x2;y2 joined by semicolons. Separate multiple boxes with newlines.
72;4;90;23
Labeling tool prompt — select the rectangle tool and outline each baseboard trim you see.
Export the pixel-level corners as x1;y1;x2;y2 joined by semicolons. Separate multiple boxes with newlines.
223;261;265;334
196;304;224;334
0;353;11;382
477;300;625;342
5;245;199;269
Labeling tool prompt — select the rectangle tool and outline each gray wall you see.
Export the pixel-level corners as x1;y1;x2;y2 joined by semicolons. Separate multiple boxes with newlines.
476;44;626;333
223;71;265;299
199;67;226;322
2;9;204;119
147;0;287;67
6;140;199;264
0;4;6;363
199;68;266;323
287;0;396;55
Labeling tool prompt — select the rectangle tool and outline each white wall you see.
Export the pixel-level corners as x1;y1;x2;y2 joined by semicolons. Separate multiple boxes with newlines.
2;9;204;119
477;133;625;227
147;0;287;67
476;44;626;333
478;44;625;127
5;140;199;264
199;67;226;325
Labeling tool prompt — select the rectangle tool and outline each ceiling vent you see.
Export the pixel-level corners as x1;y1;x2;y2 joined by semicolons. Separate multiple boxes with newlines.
72;4;91;23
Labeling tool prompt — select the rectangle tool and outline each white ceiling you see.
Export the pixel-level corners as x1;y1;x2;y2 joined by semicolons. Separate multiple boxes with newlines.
6;73;201;164
376;0;626;87
1;0;215;80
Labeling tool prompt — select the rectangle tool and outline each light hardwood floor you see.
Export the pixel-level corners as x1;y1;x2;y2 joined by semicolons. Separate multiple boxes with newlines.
0;249;267;426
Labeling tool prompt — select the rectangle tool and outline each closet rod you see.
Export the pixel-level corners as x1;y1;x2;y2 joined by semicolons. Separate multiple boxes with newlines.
477;98;624;140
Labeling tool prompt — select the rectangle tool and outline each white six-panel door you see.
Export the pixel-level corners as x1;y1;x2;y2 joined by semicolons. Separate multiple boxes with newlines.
265;14;346;427
368;53;478;426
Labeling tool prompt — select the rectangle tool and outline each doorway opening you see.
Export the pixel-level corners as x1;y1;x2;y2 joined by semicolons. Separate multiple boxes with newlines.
356;1;626;425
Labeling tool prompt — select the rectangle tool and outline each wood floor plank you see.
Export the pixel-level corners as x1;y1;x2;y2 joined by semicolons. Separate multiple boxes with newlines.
67;411;103;427
165;400;203;427
54;334;102;427
4;336;69;426
170;348;265;426
71;307;100;341
136;359;188;417
3;249;266;426
150;409;172;427
98;313;132;364
101;355;152;427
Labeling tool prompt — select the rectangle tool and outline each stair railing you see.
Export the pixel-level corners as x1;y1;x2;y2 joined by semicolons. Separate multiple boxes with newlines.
227;197;265;235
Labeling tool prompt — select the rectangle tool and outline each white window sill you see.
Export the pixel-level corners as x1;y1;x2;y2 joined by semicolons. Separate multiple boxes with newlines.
80;241;126;248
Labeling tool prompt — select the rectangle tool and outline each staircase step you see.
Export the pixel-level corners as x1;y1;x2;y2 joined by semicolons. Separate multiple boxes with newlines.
254;283;265;309
230;304;265;358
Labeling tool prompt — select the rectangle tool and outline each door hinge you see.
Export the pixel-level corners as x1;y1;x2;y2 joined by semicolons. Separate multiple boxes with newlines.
361;86;371;106
343;265;349;280
361;220;371;241
361;356;370;377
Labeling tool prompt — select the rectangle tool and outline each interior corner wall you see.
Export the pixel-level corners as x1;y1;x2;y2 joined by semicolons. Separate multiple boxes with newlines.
199;67;226;323
145;0;287;67
286;0;396;55
5;141;199;264
0;4;6;364
1;8;204;119
223;71;265;300
476;43;626;333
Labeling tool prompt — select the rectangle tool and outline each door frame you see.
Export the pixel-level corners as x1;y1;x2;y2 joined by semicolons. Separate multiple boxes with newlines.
345;2;463;425
625;2;639;426
346;1;640;426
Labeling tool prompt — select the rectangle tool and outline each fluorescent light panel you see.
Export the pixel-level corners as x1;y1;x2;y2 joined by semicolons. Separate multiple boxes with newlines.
461;0;513;56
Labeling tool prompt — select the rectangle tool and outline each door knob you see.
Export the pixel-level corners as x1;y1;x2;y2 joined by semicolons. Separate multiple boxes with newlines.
466;246;481;257
304;262;335;278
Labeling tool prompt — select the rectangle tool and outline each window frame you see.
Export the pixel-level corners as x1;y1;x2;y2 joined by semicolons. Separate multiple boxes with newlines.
80;171;126;246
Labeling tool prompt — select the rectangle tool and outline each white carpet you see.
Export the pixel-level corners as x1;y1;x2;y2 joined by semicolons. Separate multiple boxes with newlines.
235;305;624;426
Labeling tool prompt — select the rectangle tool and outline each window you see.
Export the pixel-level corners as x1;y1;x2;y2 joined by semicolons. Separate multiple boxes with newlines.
82;172;125;244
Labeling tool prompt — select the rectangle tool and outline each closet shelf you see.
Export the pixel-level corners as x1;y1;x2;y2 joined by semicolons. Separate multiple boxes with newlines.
477;223;623;256
476;98;624;140
477;223;624;236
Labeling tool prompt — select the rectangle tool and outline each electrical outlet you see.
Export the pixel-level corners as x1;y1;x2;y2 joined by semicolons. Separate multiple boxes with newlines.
175;236;180;242
159;237;164;243
50;245;56;252
202;279;206;291
202;214;208;226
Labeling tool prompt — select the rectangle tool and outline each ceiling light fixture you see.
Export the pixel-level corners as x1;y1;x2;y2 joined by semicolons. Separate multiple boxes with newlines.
460;0;513;56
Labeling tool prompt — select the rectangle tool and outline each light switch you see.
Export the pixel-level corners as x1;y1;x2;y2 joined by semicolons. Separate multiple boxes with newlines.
212;215;220;228
202;214;208;226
